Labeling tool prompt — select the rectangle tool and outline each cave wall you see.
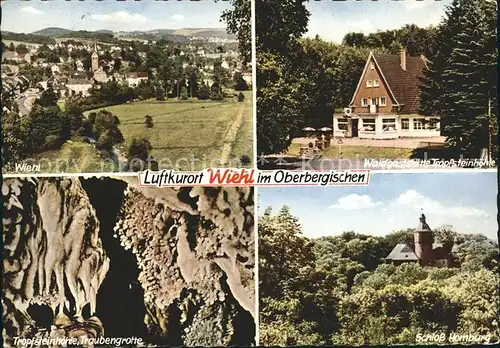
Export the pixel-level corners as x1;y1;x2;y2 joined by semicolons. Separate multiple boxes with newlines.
2;178;109;347
2;178;256;346
114;185;255;345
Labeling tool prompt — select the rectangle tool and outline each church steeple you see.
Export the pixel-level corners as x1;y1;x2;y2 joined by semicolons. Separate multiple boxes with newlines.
91;42;99;72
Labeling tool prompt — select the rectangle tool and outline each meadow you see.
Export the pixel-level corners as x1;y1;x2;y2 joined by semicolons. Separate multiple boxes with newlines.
84;90;253;170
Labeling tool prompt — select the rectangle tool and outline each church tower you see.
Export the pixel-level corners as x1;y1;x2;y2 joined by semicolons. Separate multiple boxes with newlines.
413;213;434;266
91;42;99;72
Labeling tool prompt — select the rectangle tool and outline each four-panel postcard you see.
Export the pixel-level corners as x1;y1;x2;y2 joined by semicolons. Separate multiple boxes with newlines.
1;0;498;347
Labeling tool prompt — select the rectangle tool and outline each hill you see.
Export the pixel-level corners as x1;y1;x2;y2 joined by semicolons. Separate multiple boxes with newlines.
31;27;73;37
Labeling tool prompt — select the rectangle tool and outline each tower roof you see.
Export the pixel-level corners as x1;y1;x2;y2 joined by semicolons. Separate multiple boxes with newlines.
416;213;432;232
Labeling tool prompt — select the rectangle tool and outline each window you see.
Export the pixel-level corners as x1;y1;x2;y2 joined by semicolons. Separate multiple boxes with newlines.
413;118;425;130
366;80;373;88
382;118;396;132
361;118;376;132
371;98;377;106
374;79;380;87
370;62;375;70
337;118;348;131
379;97;387;106
401;118;410;130
361;98;368;106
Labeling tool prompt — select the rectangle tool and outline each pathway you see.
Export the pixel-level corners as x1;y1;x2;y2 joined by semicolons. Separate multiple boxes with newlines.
219;101;247;166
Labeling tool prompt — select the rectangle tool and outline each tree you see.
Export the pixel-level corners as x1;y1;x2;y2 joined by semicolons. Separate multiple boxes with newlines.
16;44;28;55
64;101;84;131
220;0;252;64
36;88;59;107
234;72;249;91
25;105;63;152
256;0;310;155
127;138;153;171
419;0;497;158
2;109;29;166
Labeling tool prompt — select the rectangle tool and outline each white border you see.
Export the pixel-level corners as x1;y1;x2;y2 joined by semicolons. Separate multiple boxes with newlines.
251;0;259;344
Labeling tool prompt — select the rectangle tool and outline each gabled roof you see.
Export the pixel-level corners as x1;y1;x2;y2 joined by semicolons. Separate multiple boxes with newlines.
386;243;419;261
373;54;425;114
349;51;426;114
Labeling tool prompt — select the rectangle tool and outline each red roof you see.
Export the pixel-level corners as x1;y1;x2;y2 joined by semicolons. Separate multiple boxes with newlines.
128;72;149;78
374;54;426;114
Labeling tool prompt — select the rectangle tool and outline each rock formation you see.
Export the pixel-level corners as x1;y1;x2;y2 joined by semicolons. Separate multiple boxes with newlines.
114;185;255;345
2;178;109;347
2;178;255;347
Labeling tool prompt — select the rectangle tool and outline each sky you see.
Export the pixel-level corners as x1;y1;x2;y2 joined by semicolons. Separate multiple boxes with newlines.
1;0;231;33
258;172;498;240
305;0;451;43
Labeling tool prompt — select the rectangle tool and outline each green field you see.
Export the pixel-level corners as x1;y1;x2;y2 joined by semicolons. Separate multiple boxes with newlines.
85;91;253;170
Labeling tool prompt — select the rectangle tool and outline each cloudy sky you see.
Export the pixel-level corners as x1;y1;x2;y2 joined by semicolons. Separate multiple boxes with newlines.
1;0;230;33
305;0;451;43
258;172;498;240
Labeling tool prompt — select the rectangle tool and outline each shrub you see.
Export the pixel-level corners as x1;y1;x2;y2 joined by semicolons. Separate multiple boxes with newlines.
238;92;245;102
43;135;63;151
180;86;189;100
144;115;153;128
197;85;210;100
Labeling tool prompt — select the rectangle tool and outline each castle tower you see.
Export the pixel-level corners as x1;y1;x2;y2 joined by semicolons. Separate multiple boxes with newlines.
414;213;434;266
91;42;99;72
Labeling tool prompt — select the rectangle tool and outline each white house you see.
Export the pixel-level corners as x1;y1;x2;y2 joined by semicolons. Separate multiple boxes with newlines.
127;72;149;87
65;79;93;97
333;49;440;140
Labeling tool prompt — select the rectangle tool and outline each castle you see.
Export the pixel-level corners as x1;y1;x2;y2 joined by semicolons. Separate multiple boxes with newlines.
386;213;454;267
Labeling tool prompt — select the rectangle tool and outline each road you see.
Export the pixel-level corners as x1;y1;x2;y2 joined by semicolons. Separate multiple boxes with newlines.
16;91;39;116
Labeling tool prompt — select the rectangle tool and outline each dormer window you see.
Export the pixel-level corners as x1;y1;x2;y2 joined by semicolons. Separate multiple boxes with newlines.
366;80;373;88
374;79;380;87
370;62;375;70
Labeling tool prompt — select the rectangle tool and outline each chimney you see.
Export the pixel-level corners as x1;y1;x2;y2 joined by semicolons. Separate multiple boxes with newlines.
400;48;406;71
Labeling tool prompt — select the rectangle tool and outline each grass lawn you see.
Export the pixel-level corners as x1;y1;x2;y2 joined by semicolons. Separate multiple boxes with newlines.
57;99;66;111
286;143;414;159
85;91;253;170
31;141;115;173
